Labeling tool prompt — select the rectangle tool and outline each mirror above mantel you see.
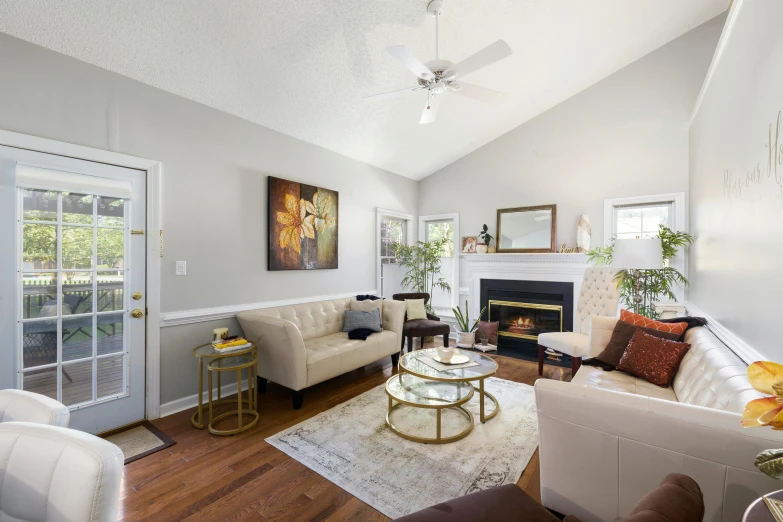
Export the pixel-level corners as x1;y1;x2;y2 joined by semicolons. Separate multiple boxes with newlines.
496;204;557;253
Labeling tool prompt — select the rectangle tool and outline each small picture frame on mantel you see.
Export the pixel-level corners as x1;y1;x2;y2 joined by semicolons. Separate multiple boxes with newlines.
496;204;557;253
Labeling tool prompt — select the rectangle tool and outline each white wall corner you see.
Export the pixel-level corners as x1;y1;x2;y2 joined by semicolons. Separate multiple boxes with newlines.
685;300;764;364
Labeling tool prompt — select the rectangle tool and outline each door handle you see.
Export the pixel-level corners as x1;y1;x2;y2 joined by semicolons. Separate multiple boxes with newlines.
132;292;143;300
131;309;144;319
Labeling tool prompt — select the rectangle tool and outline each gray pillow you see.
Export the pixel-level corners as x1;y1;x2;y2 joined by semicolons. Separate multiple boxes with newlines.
342;308;382;332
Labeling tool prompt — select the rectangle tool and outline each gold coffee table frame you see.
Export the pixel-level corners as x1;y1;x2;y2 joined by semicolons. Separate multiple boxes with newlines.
191;342;257;429
385;373;476;444
207;353;259;436
398;348;500;424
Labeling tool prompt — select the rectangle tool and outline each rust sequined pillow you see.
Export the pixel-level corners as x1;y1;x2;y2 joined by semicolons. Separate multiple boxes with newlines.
617;330;691;387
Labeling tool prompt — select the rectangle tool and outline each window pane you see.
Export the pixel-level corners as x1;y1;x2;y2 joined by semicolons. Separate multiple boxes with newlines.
98;355;124;398
62;193;93;224
22;189;57;221
641;206;669;235
616;208;642;237
380;218;405;258
426;222;453;257
97;272;124;312
63;317;93;362
62;226;93;269
97;228;124;269
23;367;57;400
22;273;57;319
97;196;125;226
23;320;57;368
97;313;123;355
62;360;93;406
62;272;93;315
23;223;57;269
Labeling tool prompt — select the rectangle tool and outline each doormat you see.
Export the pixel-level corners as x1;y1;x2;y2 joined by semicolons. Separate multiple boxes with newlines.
104;421;176;465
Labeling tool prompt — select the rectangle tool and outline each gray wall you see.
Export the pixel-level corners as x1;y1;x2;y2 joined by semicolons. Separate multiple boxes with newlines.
0;33;418;404
689;1;783;359
418;15;724;286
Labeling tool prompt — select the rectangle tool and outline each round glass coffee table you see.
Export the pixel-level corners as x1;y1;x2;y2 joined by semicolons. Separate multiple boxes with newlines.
385;348;500;444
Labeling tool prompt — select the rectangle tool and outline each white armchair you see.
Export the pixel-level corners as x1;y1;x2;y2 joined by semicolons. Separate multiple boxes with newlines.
0;389;70;427
537;268;619;375
0;422;124;521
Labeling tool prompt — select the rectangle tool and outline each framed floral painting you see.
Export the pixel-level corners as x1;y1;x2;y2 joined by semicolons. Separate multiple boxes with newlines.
268;176;338;270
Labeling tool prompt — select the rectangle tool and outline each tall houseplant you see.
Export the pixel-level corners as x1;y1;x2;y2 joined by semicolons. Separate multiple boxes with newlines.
586;225;694;318
392;239;451;312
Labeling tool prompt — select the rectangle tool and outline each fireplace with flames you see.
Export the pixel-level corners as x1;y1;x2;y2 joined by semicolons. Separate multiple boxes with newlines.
489;301;563;341
479;278;573;363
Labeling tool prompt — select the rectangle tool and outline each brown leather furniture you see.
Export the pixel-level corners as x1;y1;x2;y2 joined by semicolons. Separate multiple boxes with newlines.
393;473;704;522
393;293;451;352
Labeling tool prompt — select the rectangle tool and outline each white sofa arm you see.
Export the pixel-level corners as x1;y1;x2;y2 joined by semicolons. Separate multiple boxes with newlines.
237;313;307;391
535;379;783;522
382;299;406;349
0;389;70;427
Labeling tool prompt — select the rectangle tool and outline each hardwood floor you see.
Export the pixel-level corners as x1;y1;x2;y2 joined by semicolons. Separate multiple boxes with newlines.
118;344;572;522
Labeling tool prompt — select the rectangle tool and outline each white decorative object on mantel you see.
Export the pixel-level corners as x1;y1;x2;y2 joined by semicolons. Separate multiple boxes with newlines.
576;214;591;253
461;253;589;328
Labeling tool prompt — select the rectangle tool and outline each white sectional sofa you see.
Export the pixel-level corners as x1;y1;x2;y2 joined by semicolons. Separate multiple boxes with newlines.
535;320;783;522
237;297;406;409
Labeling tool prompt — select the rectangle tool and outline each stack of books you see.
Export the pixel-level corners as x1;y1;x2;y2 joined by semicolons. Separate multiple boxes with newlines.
212;336;251;353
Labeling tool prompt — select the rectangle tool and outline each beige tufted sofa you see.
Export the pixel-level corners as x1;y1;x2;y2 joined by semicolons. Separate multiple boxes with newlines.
537;268;620;375
237;297;406;409
0;389;70;427
535;321;783;522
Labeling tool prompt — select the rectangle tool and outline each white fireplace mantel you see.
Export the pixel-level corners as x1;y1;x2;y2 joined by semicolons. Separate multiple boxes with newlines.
461;253;590;326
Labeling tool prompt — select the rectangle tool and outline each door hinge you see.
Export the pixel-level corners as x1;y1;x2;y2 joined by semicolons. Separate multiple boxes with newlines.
159;230;164;257
131;229;144;235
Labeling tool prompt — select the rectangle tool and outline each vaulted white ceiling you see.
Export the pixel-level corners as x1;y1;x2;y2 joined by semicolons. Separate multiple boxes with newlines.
0;0;726;180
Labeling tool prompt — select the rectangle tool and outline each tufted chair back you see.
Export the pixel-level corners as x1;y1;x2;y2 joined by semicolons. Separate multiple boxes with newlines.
575;268;620;334
0;389;70;427
244;298;352;341
0;422;124;522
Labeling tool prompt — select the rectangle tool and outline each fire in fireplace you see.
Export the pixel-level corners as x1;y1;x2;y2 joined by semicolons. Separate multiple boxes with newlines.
489;301;563;341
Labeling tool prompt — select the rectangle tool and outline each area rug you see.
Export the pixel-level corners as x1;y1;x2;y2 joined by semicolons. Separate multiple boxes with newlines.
104;421;176;464
266;377;538;519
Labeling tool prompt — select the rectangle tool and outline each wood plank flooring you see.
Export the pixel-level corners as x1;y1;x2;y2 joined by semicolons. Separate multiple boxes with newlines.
119;344;572;522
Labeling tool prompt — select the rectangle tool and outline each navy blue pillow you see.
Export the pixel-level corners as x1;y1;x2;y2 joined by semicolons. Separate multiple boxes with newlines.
343;308;382;332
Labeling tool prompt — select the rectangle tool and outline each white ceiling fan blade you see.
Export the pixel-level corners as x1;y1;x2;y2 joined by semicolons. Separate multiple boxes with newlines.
385;45;435;81
445;40;512;79
451;82;507;102
420;92;441;124
364;86;425;101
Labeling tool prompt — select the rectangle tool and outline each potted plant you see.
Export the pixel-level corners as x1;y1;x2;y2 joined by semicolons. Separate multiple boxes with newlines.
392;239;451;314
586;225;694;319
477;224;494;254
452;300;486;348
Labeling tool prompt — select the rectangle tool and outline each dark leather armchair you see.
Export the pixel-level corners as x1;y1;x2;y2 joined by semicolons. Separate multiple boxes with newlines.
393;293;451;352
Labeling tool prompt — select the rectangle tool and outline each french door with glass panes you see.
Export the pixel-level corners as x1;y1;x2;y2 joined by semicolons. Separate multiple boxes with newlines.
1;145;146;434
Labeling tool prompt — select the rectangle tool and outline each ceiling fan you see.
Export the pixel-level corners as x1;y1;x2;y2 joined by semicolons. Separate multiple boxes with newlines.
366;0;512;124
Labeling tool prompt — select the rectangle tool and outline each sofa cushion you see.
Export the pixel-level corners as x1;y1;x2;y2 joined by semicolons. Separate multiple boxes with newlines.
674;327;764;414
616;331;691;388
304;330;398;386
572;365;678;401
342;309;382;332
406;299;428;320
591;320;683;370
538;332;589;358
619;309;688;336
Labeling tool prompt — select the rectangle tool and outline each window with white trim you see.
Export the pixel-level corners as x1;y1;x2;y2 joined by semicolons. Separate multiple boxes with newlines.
614;202;672;239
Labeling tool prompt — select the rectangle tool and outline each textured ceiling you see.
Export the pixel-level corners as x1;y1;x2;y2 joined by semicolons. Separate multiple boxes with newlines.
0;0;726;180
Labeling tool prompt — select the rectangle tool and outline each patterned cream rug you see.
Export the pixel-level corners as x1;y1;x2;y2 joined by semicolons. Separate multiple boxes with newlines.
266;377;538;519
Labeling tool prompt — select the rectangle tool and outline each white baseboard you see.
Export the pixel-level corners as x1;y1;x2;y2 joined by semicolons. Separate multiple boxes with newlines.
160;380;252;417
160;289;378;327
685;301;764;364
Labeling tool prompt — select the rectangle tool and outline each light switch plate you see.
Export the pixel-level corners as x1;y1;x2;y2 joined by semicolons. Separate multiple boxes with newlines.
175;261;187;276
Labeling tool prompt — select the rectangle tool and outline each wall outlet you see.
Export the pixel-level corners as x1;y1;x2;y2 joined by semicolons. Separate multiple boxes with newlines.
175;261;187;276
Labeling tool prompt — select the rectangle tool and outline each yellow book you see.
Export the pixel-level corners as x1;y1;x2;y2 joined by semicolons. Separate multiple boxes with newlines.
213;338;248;349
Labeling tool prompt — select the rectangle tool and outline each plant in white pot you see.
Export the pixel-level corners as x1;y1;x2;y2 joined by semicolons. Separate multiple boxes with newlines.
452;301;486;348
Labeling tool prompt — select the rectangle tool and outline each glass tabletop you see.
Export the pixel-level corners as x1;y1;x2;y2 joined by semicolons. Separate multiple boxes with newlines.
193;342;255;358
386;372;474;407
208;354;257;370
400;348;498;381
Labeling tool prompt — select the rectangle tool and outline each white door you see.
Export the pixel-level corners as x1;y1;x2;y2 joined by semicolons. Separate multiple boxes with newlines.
0;146;146;433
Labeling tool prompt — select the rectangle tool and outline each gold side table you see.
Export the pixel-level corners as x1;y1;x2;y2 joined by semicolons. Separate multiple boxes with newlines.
191;342;256;429
207;353;259;436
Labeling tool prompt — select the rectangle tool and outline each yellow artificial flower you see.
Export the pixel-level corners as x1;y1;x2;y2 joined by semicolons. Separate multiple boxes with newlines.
742;361;783;429
277;193;315;253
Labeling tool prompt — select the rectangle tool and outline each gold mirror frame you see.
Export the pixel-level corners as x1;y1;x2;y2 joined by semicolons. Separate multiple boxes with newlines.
496;204;557;253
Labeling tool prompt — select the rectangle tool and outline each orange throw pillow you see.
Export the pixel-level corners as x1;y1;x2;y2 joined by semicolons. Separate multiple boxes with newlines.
619;309;688;336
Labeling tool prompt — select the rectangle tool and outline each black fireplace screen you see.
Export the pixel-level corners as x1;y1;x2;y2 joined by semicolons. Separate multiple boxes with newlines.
489;301;563;341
